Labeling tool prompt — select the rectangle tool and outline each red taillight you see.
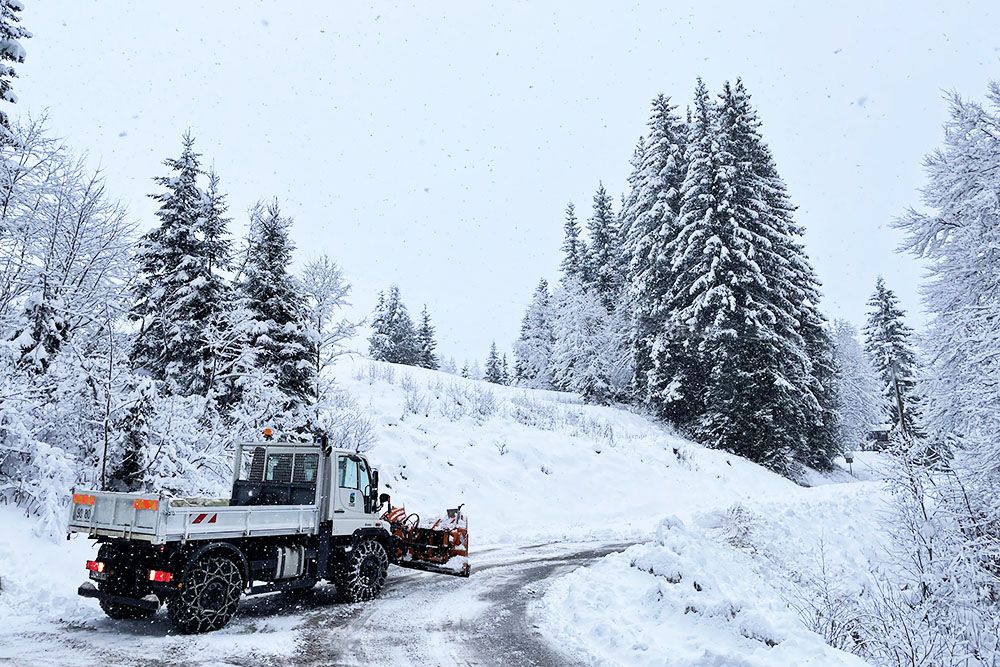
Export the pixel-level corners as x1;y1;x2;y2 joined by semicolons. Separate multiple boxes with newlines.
73;493;95;505
85;560;105;573
133;498;159;511
148;569;172;583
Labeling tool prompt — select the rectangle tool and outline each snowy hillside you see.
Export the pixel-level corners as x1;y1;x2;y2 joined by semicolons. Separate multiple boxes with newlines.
333;358;888;665
334;357;845;544
0;357;888;665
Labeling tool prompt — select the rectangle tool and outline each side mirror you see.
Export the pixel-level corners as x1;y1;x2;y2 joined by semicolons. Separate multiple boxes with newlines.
379;493;391;507
371;469;379;492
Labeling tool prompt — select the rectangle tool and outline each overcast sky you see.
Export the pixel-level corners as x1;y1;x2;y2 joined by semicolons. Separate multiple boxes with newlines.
16;1;1000;363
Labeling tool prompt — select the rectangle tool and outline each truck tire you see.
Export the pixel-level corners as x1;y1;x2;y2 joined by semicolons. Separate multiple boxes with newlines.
336;539;389;602
97;544;156;620
168;555;243;634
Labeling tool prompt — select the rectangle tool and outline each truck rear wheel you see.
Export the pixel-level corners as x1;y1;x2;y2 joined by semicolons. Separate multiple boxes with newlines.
97;543;157;620
168;556;243;634
336;539;389;602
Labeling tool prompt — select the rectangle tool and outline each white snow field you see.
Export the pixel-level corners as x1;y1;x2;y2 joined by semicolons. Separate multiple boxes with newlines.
0;357;888;665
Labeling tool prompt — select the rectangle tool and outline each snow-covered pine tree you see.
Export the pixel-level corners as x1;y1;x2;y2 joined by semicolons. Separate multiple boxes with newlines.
619;95;688;411
238;199;315;415
415;305;439;370
559;202;587;282
0;0;28;138
460;362;469;379
195;169;235;397
721;79;839;469
368;291;390;360
831;319;881;451
797;312;841;470
130;133;230;397
550;276;614;403
367;285;419;365
440;356;457;374
585;182;619;309
661;79;811;470
484;342;503;384
512;278;555;389
108;377;157;492
201;171;233;275
500;354;511;386
863;277;923;444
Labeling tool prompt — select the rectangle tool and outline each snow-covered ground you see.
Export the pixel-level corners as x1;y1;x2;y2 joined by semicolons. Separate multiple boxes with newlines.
0;357;890;665
535;481;887;666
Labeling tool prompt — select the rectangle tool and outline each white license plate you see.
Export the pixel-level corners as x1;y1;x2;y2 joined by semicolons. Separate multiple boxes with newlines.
74;505;93;521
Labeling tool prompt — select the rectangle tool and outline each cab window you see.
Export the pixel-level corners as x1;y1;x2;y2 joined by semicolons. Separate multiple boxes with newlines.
293;453;319;484
265;453;293;483
338;456;359;489
358;459;372;493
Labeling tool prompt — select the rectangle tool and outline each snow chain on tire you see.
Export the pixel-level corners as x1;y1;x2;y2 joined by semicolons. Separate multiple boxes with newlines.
337;539;389;603
168;555;243;633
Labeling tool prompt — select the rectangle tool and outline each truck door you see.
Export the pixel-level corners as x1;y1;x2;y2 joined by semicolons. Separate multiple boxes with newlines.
334;454;372;532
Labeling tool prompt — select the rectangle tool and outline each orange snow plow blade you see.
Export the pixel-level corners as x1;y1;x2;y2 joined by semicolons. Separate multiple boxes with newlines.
382;504;470;577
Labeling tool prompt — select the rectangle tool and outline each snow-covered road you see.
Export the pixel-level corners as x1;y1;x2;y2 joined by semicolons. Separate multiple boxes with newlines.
4;541;626;667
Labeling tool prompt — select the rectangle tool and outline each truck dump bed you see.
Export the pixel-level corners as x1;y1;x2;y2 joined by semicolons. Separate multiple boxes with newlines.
68;490;319;544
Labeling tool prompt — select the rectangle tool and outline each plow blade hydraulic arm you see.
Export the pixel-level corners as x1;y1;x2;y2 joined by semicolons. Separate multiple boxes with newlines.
383;504;470;578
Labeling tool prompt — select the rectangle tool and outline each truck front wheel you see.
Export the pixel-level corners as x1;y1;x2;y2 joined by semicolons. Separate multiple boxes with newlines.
336;539;389;602
168;556;243;633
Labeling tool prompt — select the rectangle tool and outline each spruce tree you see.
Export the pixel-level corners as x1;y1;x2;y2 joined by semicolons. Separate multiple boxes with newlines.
832;319;882;451
651;81;724;428
585;182;619;309
130;133;221;396
0;0;28;138
512;278;555;389
109;378;157;491
484;342;503;384
550;277;614;401
500;354;511;386
239;200;315;411
718;79;839;469
368;292;390;360
559;202;587;281
368;285;418;365
416;304;439;370
658;79;813;470
201;171;233;275
619;95;688;409
864;277;923;442
728;78;839;468
196;169;235;397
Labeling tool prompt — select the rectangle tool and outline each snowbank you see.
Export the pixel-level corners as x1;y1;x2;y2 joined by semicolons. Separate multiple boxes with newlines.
536;482;889;666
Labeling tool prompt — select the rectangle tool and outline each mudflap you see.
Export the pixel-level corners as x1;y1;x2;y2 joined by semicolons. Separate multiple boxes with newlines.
383;504;470;577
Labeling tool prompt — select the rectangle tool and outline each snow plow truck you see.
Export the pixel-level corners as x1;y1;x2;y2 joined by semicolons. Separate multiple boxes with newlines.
66;434;469;633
